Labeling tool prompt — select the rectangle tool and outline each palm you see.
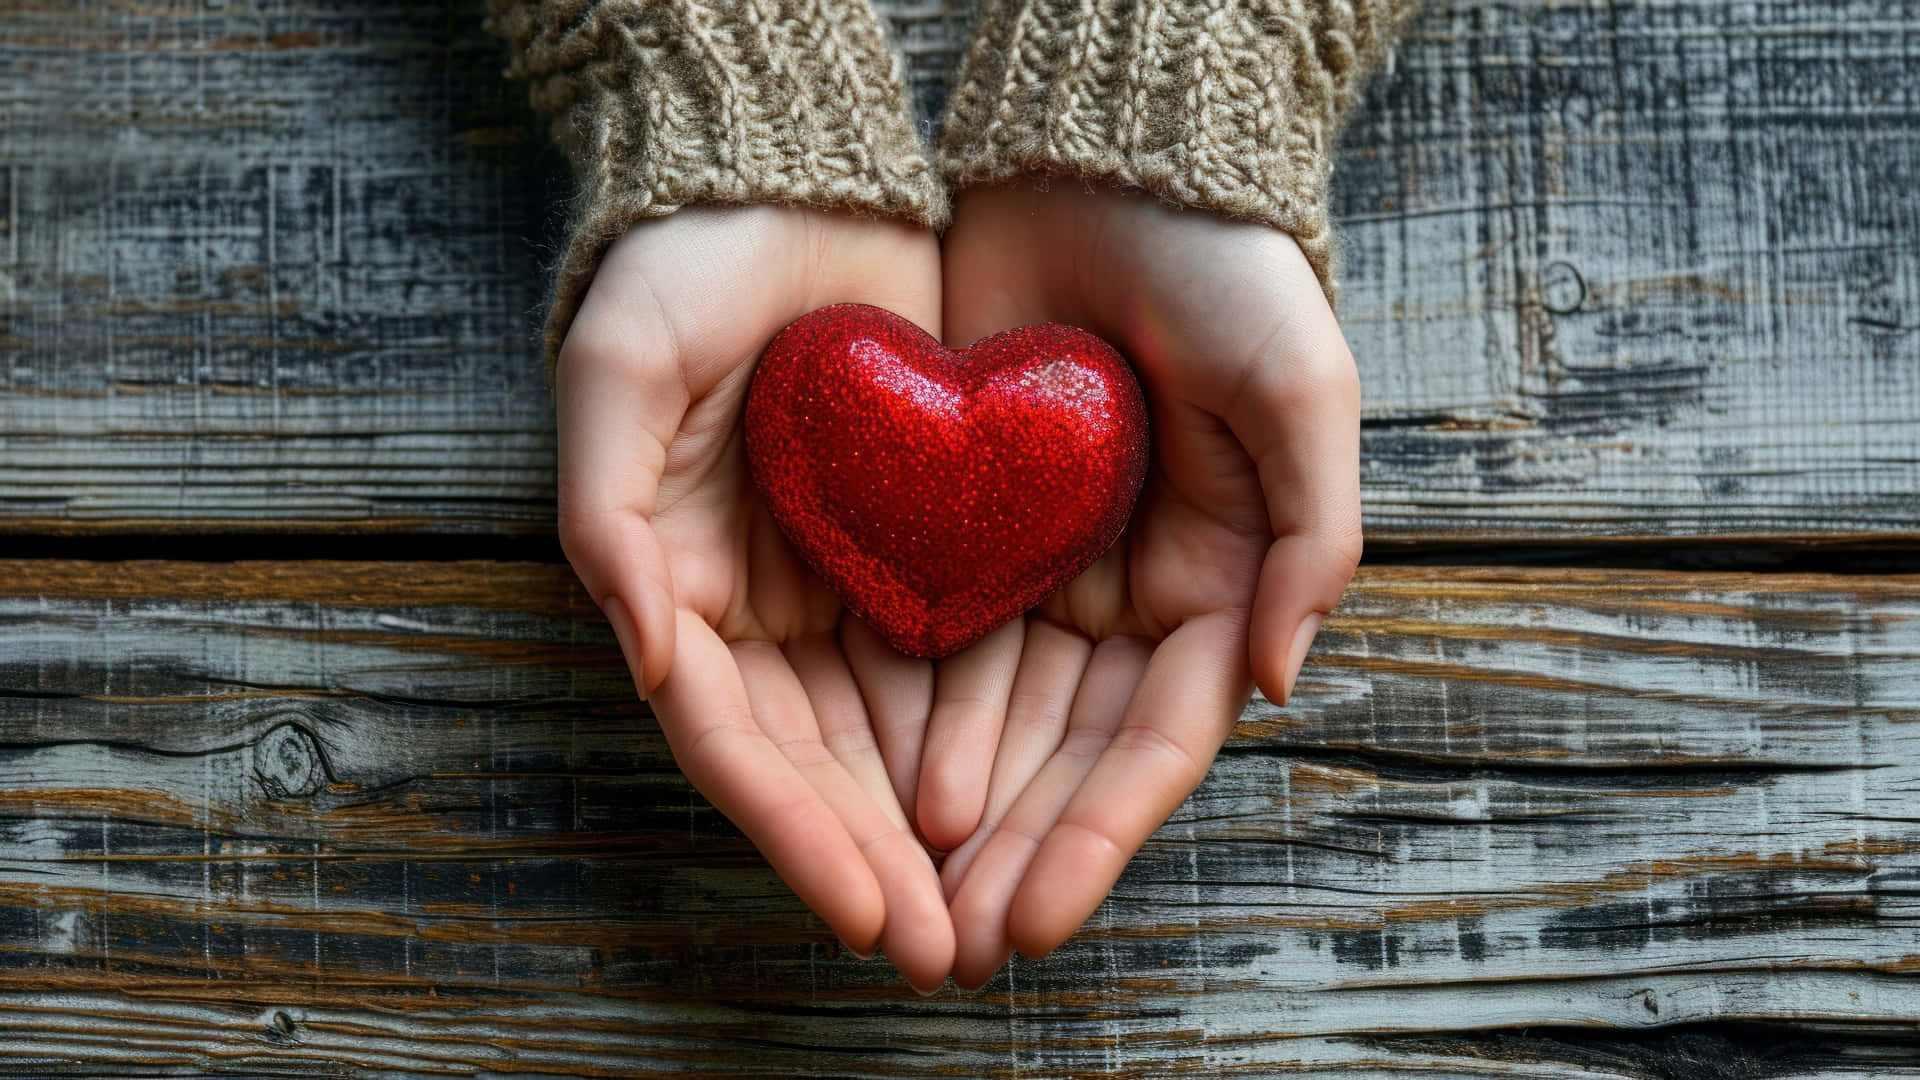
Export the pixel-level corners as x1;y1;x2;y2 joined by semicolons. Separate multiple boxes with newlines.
554;206;955;991
930;183;1363;986
649;370;839;643
1045;406;1269;639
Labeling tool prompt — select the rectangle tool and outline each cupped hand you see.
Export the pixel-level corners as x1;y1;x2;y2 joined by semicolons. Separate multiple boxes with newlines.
927;182;1364;987
555;206;955;991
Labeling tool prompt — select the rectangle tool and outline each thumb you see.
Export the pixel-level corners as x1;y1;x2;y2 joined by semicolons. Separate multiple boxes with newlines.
554;274;689;698
1220;301;1363;705
1247;531;1359;705
561;501;677;699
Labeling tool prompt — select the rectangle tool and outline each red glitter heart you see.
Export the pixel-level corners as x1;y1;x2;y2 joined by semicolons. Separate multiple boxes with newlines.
744;303;1149;659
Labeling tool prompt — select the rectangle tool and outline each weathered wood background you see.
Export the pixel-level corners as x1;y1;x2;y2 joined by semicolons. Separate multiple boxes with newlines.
5;0;1916;540
4;563;1919;1075
3;0;1920;1076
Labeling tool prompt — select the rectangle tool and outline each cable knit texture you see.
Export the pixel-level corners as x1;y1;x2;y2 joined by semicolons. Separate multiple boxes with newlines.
486;0;948;375
939;0;1422;306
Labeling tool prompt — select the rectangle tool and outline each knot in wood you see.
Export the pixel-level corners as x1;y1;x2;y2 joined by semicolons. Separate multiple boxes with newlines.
1540;261;1586;315
261;1008;301;1044
253;722;326;800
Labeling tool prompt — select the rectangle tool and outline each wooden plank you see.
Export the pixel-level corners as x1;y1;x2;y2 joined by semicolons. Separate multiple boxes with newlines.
0;2;562;535
1338;1;1920;541
2;1;1917;541
1;560;1917;1074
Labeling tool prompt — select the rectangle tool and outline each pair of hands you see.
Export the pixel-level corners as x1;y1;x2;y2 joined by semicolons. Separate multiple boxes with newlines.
557;183;1362;992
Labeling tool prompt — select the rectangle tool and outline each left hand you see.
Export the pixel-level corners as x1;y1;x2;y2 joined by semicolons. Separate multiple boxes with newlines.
925;182;1364;987
554;207;955;990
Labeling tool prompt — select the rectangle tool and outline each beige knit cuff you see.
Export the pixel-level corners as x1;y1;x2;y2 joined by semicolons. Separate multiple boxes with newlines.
487;0;949;375
938;0;1420;308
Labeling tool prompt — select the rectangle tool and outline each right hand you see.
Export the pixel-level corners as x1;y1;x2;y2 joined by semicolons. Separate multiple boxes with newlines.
555;206;954;991
930;183;1364;986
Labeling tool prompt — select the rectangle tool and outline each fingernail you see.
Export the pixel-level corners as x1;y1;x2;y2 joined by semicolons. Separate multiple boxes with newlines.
912;978;945;998
1280;613;1325;706
842;940;875;961
600;594;645;700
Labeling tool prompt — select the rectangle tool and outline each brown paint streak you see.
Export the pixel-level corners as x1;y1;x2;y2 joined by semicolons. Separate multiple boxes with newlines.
0;560;588;611
8;562;1918;615
1380;850;1886;923
0;881;819;953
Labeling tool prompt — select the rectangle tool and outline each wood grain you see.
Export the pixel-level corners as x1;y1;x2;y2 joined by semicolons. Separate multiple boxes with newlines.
2;560;1916;1074
3;1;1916;541
1339;1;1920;541
0;2;562;536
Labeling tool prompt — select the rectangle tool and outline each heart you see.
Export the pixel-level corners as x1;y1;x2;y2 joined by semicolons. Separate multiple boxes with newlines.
744;303;1149;659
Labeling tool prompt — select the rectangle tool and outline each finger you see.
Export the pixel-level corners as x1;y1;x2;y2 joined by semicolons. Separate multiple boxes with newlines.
938;620;1093;896
1219;300;1363;706
555;270;690;697
944;828;1032;990
734;641;955;991
916;620;1027;852
651;611;884;955
841;615;935;828
946;636;1149;988
1007;609;1251;959
785;633;909;833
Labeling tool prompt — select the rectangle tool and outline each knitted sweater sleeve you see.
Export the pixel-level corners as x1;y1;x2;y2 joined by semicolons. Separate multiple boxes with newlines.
938;0;1423;305
485;0;948;372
